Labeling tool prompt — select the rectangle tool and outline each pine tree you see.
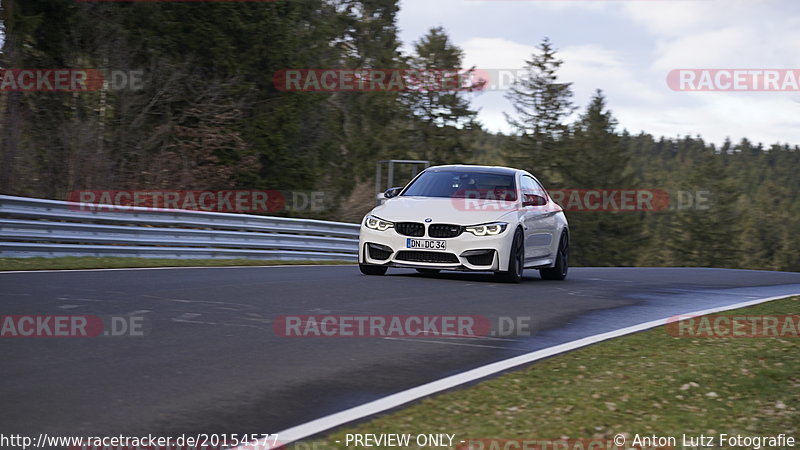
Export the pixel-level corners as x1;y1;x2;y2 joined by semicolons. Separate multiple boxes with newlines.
505;37;575;180
402;26;481;164
666;146;741;268
557;90;643;266
326;0;408;190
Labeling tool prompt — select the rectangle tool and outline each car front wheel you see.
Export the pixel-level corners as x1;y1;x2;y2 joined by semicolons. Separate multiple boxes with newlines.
495;228;524;283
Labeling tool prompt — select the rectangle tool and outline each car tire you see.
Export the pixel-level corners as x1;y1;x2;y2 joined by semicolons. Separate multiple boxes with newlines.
495;228;524;283
359;264;388;276
416;268;441;275
540;232;568;281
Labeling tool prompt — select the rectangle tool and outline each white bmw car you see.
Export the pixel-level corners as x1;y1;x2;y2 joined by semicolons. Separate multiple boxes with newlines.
358;165;569;282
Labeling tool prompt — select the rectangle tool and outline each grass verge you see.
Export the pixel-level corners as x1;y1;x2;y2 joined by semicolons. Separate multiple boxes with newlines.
305;296;799;449
0;257;353;271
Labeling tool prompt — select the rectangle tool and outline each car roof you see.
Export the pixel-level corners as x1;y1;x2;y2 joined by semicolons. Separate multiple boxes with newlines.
422;164;521;176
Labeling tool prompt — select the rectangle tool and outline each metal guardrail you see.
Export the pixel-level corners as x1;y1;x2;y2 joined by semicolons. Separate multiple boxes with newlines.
0;195;360;261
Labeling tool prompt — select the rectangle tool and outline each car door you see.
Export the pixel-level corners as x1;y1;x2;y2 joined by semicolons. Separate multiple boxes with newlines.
520;175;557;262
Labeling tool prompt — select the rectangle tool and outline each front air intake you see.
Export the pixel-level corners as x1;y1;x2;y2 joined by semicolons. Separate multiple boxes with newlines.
395;251;459;264
367;243;392;260
465;250;495;266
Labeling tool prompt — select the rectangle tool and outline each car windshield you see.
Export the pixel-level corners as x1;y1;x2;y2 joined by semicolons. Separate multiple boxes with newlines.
402;170;517;201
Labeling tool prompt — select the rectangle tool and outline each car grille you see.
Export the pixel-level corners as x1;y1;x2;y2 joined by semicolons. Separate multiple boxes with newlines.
428;224;463;238
465;250;495;266
367;243;392;260
395;251;459;264
395;222;425;237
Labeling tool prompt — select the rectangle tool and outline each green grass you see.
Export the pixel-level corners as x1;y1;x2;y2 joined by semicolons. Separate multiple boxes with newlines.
303;296;799;449
0;257;354;271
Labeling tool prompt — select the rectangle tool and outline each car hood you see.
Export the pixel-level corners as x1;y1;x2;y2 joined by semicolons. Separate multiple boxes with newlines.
369;197;517;225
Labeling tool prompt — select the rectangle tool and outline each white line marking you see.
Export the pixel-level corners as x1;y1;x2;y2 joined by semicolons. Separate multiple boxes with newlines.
232;293;800;450
449;335;518;342
173;312;201;321
0;264;354;274
419;330;517;341
383;337;513;350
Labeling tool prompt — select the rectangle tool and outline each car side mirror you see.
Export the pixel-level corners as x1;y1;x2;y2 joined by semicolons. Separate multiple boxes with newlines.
384;187;403;199
522;194;547;207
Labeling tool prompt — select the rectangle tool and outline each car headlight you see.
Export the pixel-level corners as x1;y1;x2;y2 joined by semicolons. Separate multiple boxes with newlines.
364;215;394;231
464;222;508;236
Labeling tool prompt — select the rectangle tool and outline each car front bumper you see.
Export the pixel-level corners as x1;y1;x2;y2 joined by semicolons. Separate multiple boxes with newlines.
358;226;514;272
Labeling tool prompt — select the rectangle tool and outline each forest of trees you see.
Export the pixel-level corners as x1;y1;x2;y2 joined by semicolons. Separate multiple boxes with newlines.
1;0;798;271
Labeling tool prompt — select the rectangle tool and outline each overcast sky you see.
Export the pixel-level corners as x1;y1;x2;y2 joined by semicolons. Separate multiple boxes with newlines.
397;0;800;147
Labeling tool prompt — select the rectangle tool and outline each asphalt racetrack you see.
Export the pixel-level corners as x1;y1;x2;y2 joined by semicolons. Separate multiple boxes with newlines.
2;266;799;439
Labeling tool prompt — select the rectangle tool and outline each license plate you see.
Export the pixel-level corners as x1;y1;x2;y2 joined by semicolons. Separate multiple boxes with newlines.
406;238;446;250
